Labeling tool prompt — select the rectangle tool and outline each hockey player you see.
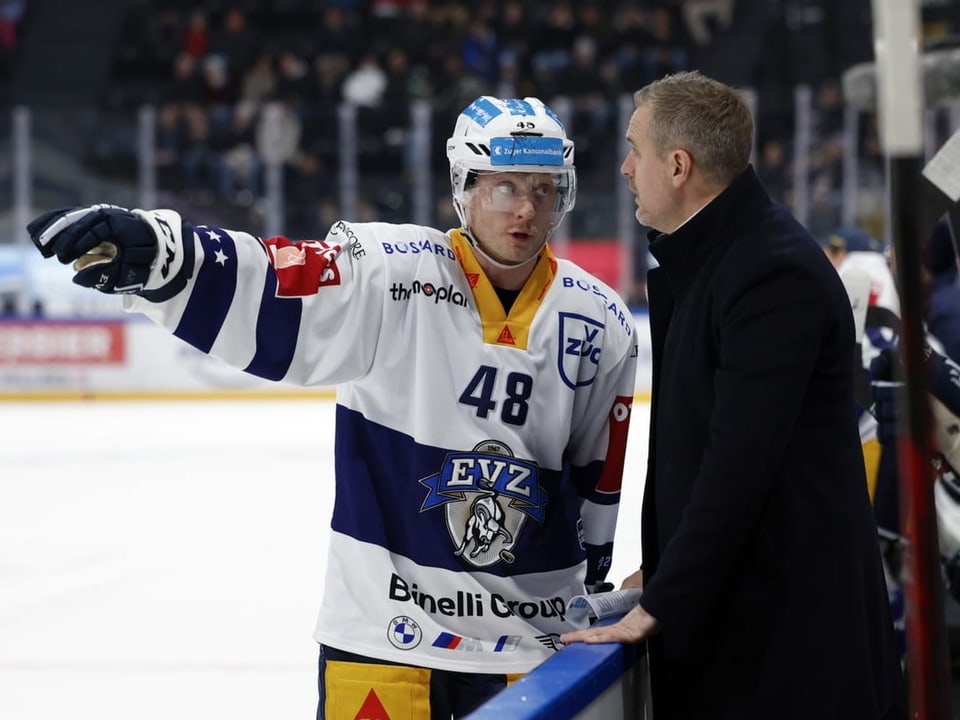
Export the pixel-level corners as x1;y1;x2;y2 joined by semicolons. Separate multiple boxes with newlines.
26;96;638;719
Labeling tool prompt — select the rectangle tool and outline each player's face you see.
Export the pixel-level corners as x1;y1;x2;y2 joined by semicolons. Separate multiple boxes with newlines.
466;172;559;266
621;105;680;233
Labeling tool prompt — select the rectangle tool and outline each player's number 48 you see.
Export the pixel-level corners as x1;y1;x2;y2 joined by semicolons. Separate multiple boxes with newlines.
459;365;533;426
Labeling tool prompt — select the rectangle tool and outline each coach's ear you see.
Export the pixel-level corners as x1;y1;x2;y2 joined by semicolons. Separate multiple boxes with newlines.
669;148;693;187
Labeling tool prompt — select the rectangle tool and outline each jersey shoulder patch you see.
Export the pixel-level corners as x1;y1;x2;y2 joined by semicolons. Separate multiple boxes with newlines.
261;236;343;297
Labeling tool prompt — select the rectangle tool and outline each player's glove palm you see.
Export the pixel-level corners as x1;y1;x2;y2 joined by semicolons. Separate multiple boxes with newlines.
28;204;193;300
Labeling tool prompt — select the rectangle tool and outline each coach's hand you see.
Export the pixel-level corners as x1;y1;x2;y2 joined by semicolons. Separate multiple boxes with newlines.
561;603;659;646
28;205;193;300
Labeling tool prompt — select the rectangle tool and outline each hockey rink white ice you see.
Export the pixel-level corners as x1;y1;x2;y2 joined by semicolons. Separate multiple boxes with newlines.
0;399;650;720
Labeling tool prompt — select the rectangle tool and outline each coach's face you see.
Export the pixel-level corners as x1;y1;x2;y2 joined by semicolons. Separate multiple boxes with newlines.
620;105;682;234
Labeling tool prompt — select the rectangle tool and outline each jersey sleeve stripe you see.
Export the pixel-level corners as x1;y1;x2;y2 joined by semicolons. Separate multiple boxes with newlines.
173;228;238;352
244;271;303;381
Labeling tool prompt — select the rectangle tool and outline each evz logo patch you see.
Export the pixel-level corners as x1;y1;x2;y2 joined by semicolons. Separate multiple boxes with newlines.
262;236;342;297
558;312;604;389
419;441;547;568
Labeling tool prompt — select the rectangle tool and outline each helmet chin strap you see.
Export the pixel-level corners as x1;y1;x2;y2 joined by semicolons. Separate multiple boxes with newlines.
463;227;549;272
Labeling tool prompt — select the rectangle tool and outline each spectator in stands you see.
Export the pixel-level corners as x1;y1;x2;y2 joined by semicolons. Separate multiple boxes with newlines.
161;50;204;107
430;52;489;143
155;51;214;202
575;1;617;62
212;100;262;207
210;6;257;80
610;5;653;93
381;46;418;109
240;51;277;108
496;0;533;78
460;18;498;86
530;2;576;78
314;5;362;66
254;90;313;233
0;0;25;50
181;9;210;61
755;136;789;205
311;52;350;108
678;0;736;46
640;6;691;86
379;46;419;172
199;52;239;109
565;35;614;137
561;70;905;720
274;48;313;105
341;51;386;109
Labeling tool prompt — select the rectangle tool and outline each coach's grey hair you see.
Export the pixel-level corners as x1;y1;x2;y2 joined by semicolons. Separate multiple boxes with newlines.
634;70;753;187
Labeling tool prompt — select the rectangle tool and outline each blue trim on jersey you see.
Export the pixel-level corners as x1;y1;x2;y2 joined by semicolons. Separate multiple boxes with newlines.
332;404;587;577
243;271;302;380
570;461;619;506
173;226;237;353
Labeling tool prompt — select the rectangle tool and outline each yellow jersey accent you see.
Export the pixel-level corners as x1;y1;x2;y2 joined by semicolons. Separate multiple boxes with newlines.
450;230;557;349
862;437;882;503
324;659;431;720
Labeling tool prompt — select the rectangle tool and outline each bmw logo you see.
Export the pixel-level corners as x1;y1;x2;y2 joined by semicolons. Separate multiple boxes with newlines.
387;616;422;650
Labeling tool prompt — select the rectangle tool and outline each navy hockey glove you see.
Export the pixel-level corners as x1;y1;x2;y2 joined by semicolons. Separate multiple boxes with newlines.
28;205;193;300
869;348;904;446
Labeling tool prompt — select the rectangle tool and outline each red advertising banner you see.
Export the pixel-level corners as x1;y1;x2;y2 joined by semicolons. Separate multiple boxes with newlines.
0;321;126;365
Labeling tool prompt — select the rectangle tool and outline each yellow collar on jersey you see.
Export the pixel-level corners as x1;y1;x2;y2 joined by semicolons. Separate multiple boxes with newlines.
450;230;558;350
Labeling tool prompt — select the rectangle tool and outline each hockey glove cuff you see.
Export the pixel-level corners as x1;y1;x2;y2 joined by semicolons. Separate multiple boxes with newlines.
28;205;193;300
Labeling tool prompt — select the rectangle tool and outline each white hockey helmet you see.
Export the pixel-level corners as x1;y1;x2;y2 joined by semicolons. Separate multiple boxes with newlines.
446;96;577;236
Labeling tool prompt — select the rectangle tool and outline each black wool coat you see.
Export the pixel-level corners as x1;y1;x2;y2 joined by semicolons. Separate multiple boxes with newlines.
638;167;905;719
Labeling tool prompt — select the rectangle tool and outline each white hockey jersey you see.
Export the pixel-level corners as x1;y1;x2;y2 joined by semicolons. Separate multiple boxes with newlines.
125;215;638;674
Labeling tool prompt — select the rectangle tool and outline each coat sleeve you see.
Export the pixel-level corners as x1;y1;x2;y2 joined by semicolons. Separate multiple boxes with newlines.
124;214;386;387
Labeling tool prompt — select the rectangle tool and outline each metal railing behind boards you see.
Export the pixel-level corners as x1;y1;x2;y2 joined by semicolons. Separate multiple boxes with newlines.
2;106;145;316
7;88;953;317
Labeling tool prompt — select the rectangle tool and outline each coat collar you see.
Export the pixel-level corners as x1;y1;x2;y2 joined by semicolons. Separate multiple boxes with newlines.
647;165;768;288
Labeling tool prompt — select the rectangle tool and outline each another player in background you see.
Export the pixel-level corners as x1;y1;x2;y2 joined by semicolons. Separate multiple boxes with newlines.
819;225;898;504
820;224;900;366
562;71;904;720
919;215;960;363
869;215;960;612
26;96;638;719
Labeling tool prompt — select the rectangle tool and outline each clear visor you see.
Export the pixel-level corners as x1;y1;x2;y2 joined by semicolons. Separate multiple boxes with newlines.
461;169;575;227
470;172;570;212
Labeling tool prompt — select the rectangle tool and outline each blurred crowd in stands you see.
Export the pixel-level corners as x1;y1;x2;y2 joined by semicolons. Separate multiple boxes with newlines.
2;0;959;307
0;0;24;80
100;1;707;218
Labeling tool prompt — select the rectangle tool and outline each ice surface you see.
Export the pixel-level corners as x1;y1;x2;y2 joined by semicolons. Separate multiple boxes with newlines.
0;399;648;719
